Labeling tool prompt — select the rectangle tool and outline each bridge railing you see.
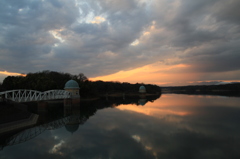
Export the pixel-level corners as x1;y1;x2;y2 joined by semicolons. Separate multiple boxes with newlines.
0;90;71;102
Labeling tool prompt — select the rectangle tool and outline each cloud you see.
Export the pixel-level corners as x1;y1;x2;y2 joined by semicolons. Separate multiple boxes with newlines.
0;0;240;84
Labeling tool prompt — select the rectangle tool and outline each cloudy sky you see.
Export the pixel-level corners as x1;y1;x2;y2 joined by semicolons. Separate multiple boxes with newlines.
0;0;240;86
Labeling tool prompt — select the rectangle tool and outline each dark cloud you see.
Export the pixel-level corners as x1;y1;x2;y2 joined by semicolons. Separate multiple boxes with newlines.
212;0;240;24
151;0;240;76
0;0;79;73
180;39;240;73
0;0;240;80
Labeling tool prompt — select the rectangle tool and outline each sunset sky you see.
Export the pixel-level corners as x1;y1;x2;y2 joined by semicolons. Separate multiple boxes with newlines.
0;0;240;86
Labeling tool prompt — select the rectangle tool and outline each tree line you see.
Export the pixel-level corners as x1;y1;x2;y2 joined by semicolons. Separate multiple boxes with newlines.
0;70;161;98
162;84;240;97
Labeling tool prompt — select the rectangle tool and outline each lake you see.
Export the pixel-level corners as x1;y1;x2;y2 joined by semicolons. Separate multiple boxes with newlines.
1;94;240;159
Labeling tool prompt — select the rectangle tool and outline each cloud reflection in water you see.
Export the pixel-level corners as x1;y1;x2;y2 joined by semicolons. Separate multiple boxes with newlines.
1;94;240;158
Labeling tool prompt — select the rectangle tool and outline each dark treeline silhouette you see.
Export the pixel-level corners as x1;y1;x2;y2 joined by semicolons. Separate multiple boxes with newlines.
162;83;240;97
0;71;88;93
92;81;161;95
0;70;161;98
0;83;2;92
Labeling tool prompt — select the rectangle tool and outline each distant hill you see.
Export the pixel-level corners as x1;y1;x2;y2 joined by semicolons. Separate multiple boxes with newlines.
161;83;240;97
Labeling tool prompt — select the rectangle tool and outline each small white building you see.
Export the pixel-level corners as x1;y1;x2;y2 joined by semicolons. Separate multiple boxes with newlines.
139;85;146;93
64;80;80;98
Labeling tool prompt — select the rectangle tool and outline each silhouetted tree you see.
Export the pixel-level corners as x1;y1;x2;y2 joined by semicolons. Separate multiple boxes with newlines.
76;73;88;82
0;82;3;91
1;70;162;97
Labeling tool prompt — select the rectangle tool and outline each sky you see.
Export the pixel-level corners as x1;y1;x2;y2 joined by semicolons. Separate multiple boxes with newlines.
0;0;240;86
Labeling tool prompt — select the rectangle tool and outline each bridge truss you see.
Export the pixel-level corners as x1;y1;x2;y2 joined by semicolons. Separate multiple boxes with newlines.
6;116;72;146
0;90;71;102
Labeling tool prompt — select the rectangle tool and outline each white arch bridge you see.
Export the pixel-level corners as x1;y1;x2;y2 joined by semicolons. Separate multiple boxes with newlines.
0;90;71;102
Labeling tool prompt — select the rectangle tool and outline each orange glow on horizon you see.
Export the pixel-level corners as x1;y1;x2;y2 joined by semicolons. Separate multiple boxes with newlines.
89;62;192;85
90;62;240;86
0;71;26;77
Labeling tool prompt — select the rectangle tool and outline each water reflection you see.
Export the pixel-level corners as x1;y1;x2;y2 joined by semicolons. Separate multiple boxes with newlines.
0;94;160;150
1;94;240;158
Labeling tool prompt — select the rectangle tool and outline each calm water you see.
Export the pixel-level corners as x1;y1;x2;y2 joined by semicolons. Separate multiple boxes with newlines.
1;94;240;159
